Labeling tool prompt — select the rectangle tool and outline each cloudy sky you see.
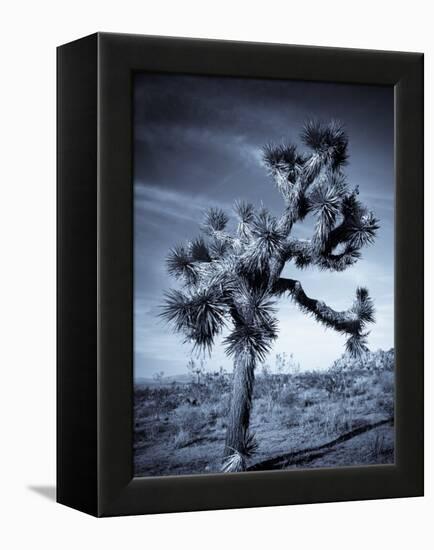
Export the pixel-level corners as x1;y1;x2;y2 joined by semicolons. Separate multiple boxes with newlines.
133;73;394;379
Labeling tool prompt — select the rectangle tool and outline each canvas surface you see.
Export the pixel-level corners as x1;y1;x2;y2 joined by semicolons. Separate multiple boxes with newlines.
133;73;395;477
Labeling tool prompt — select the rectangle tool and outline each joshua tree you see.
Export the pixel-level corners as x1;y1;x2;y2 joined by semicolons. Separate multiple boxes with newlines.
160;121;379;471
187;357;205;385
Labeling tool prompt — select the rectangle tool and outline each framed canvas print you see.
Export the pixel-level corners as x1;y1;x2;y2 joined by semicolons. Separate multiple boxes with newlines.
57;33;424;516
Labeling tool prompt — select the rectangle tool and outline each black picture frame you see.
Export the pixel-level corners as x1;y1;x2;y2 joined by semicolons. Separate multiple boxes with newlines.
57;32;424;517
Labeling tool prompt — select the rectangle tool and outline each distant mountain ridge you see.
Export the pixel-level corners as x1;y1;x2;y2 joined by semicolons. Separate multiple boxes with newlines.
135;348;395;387
135;373;191;386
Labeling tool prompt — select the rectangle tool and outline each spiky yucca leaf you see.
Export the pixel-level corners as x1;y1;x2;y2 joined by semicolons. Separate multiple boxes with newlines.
309;181;345;248
234;200;254;224
224;320;278;362
166;245;197;283
222;431;257;470
308;173;347;210
294;250;313;269
351;287;375;326
221;450;246;472
189;237;211;262
234;200;254;238
262;143;304;189
281;177;312;225
232;279;277;327
209;239;230;259
160;287;227;353
283;237;313;268
301;120;348;171
301;152;323;184
187;288;227;352
316;244;361;272
160;289;191;329
326;172;348;195
244;209;286;273
347;210;379;249
262;142;299;172
345;332;369;358
340;190;362;218
201;207;229;234
243;431;258;457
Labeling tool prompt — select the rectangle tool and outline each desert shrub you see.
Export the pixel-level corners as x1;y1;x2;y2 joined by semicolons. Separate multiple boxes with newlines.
376;370;394;394
376;395;394;417
368;433;385;459
216;417;228;430
264;391;280;413
303;402;354;436
134;420;168;444
201;400;228;425
204;370;232;393
259;413;269;424
254;372;275;399
324;405;354;435
207;408;219;425
136;387;182;418
367;432;393;462
370;349;394;372
295;368;351;398
134;384;153;402
296;370;323;390
331;348;394;373
256;400;268;415
351;377;369;396
276;386;298;407
194;382;214;403
136;403;157;418
323;371;348;398
263;388;297;413
301;403;324;426
177;407;204;433
173;428;194;449
284;407;300;428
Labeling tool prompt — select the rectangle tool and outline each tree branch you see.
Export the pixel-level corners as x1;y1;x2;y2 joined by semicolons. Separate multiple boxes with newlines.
272;277;367;336
282;238;360;272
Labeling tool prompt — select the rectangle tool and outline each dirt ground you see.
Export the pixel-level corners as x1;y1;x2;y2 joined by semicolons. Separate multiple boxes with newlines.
134;352;394;477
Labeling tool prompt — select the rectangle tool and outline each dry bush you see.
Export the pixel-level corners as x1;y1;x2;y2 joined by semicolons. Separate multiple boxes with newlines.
351;377;369;397
276;386;299;407
301;401;354;437
367;432;394;461
376;370;394;394
174;406;204;433
173;428;194;449
376;395;394;417
296;370;324;390
200;400;229;425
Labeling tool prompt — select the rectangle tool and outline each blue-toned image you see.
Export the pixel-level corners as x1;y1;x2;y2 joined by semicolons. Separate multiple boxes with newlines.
133;73;394;477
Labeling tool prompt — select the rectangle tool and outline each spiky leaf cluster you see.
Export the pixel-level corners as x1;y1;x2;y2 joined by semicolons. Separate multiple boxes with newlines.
301;120;349;172
243;209;287;274
308;174;348;250
234;200;254;239
201;207;229;235
160;286;227;353
262;143;305;192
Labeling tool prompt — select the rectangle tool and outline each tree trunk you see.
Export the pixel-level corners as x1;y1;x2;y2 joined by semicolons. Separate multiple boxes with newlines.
224;351;255;459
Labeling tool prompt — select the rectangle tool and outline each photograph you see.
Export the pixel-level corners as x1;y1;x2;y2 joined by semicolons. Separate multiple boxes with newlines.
133;73;395;477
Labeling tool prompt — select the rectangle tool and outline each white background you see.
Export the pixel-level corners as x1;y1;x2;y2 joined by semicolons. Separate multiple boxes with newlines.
0;1;432;548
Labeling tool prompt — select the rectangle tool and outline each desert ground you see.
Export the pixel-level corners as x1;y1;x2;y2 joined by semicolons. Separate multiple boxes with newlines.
134;349;394;477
